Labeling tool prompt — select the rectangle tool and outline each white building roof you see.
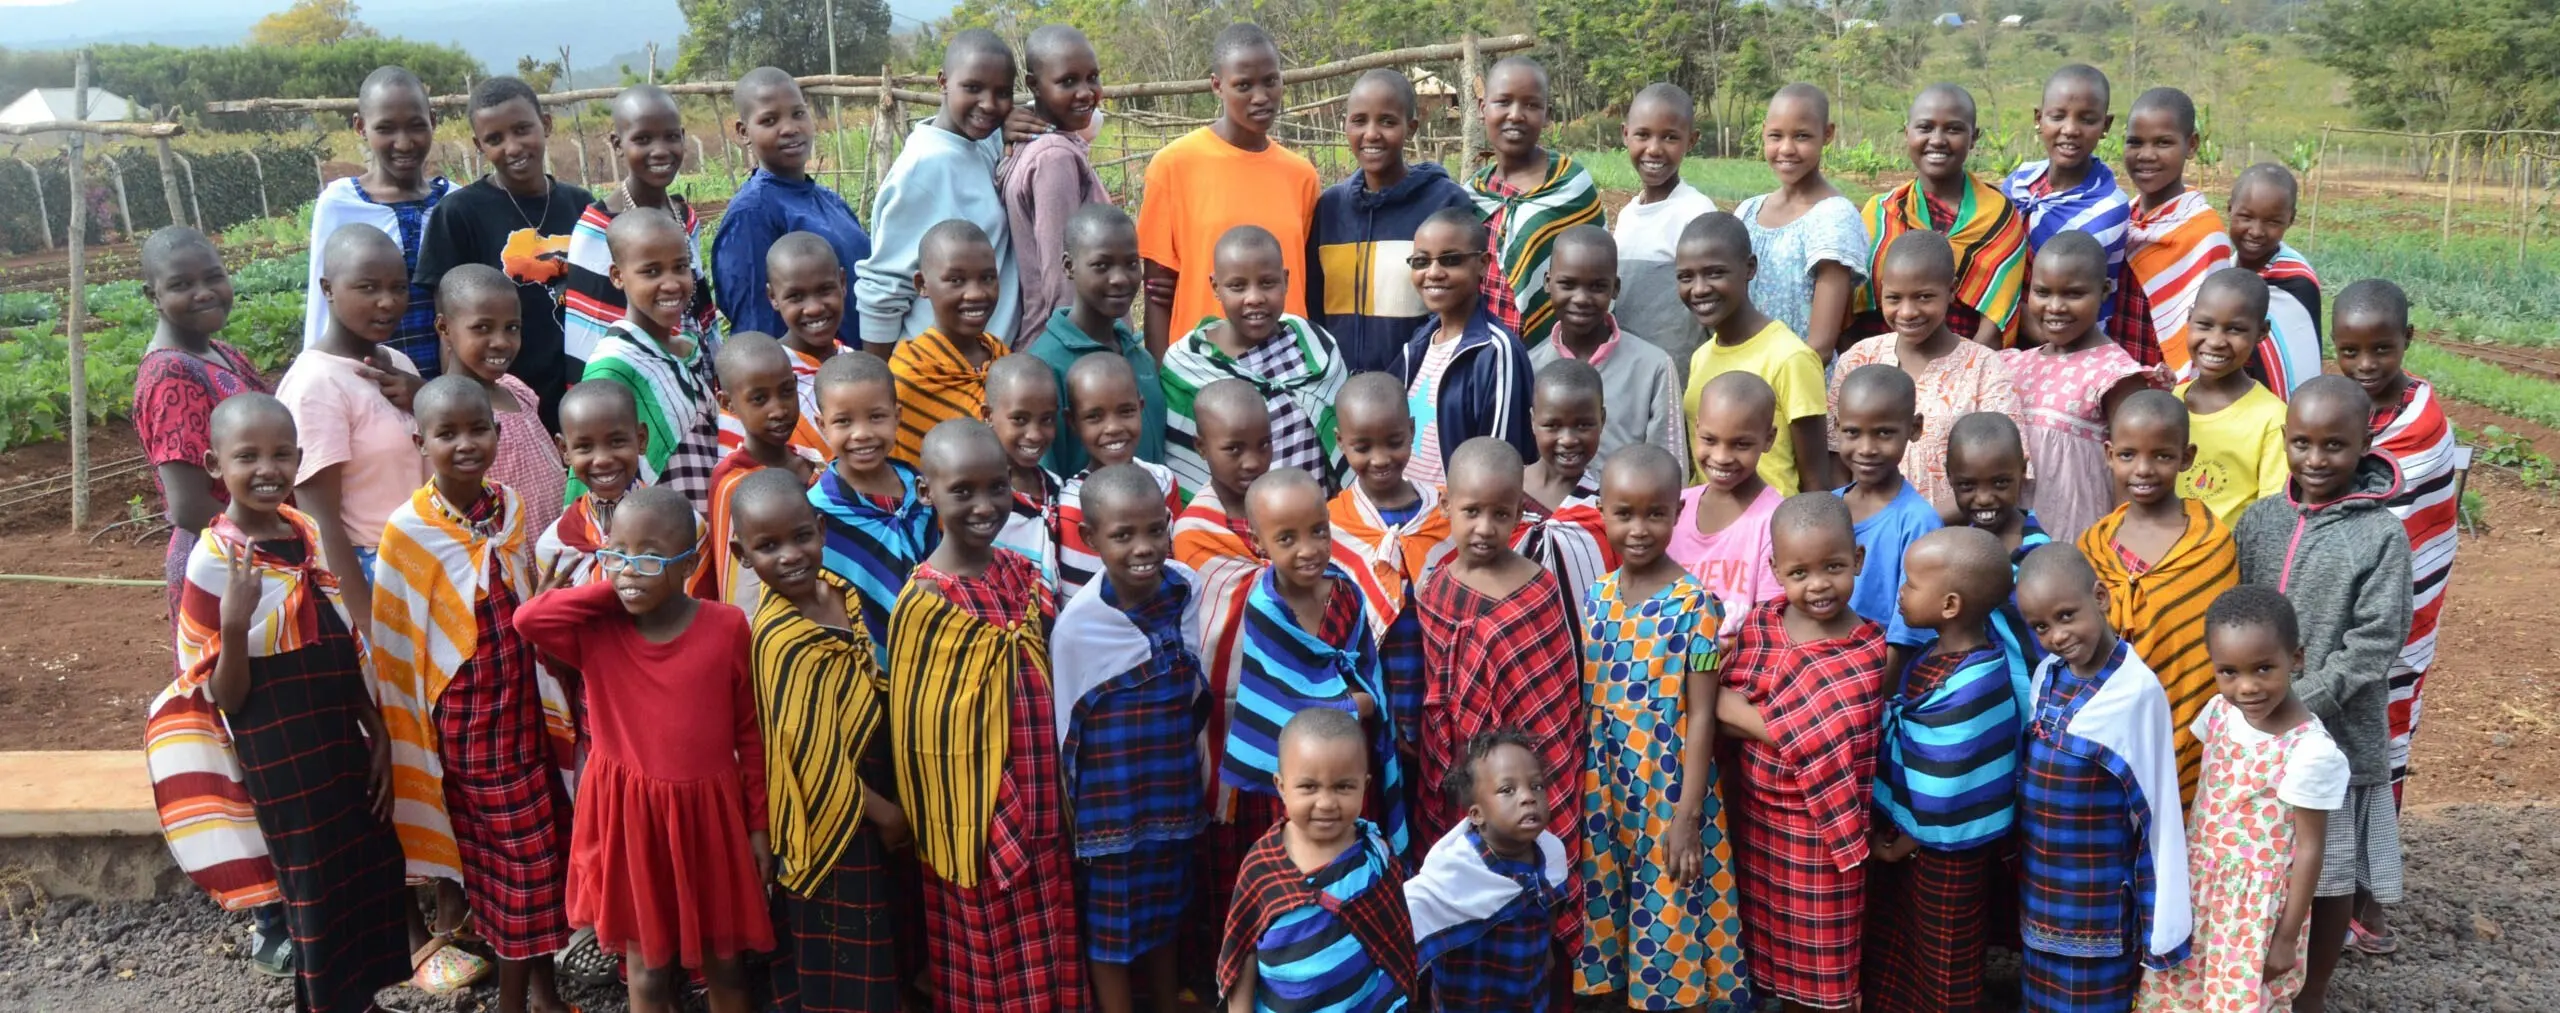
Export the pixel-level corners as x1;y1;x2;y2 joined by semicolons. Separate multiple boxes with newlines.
0;87;133;127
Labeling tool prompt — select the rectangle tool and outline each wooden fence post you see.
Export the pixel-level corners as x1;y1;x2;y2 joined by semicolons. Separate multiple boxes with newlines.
2306;127;2327;253
153;134;186;229
66;52;91;531
2442;136;2457;254
16;159;52;250
103;154;134;237
1451;33;1482;181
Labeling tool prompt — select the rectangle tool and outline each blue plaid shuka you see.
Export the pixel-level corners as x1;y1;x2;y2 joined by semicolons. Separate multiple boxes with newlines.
1420;830;1563;1013
1063;573;1212;857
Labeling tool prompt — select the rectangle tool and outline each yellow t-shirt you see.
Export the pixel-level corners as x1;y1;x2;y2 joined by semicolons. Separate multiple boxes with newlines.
2176;379;2290;527
1680;319;1828;494
1135;127;1323;336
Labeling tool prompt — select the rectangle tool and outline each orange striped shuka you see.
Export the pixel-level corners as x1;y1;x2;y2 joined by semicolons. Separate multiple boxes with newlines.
1855;174;2031;343
2115;189;2236;376
888;327;1007;466
2077;497;2239;807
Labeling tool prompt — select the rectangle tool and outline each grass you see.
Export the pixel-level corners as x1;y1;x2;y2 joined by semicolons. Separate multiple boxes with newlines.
2407;342;2560;431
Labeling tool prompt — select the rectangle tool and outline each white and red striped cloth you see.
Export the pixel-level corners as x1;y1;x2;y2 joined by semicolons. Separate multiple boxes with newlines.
2370;378;2459;787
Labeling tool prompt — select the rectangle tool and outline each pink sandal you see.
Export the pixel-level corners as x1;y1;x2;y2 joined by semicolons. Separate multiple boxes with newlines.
2348;919;2399;955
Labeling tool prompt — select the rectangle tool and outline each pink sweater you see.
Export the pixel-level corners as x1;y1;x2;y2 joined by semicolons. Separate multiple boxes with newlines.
1002;130;1112;341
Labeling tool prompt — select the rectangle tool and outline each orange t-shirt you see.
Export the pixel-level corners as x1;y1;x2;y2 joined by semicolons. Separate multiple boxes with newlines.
1136;127;1322;334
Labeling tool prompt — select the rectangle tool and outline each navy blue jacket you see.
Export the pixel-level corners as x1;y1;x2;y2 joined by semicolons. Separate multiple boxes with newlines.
1396;306;1537;473
1308;161;1478;375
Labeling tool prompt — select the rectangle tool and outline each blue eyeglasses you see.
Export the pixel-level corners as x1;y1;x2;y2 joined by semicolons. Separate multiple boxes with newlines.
595;546;698;577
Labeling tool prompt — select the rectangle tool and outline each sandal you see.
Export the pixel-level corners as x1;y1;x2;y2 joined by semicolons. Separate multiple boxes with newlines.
557;927;622;986
409;936;492;994
2349;919;2399;955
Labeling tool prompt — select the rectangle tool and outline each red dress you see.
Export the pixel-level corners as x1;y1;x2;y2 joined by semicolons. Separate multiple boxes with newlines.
513;579;773;970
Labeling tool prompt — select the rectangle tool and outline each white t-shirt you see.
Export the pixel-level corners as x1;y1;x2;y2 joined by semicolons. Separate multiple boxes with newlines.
1406;337;1464;488
2192;696;2351;811
1611;182;1720;265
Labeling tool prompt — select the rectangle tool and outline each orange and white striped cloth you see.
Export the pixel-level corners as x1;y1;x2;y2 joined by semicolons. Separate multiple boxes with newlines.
2121;189;2235;377
1325;482;1454;643
145;508;347;911
1170;485;1267;820
369;482;579;883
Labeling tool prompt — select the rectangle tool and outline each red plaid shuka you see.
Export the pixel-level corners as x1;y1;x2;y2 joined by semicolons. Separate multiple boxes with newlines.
438;503;573;961
1725;598;1888;1009
1862;843;1998;1013
1414;567;1586;861
1218;821;1421;1000
909;555;1088;1013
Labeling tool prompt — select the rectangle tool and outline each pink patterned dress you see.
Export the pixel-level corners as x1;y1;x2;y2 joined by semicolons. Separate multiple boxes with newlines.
2136;696;2347;1013
489;374;567;537
2001;343;2165;544
1829;336;2020;509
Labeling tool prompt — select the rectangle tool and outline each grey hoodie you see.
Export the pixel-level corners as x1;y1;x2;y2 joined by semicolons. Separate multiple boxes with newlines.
2233;453;2414;786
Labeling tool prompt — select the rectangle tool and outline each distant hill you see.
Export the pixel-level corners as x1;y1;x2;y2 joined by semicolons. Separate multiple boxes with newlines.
0;0;962;74
0;0;688;73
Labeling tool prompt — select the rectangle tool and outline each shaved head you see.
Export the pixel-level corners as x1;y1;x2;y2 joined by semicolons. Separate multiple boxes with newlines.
1882;228;1957;284
2017;542;2099;596
984;352;1056;407
1700;369;1778;426
1552;224;1617;273
1446;436;1525;490
1948;410;2026;464
2232;161;2298;210
1210;21;1279;75
1195;378;1270;432
1772;490;1854;541
1771;81;1830;124
413;373;494;429
559;376;641;432
713;331;793;390
1677;210;1753;260
140;226;219;282
2334;278;2410;331
1486;56;1549;96
814;343;894;397
610;83;679;129
208;392;297;448
617;485;699;543
1025;24;1096;77
728;466;816;521
1212;225;1284;276
918;417;1006;478
1838;362;1917;419
358;65;431;117
1336;371;1407;427
1065;202;1137;257
734;66;801;118
322;222;404;280
1912;526;2014;617
435;262;516;315
2032;229;2110;286
1350;68;1417;117
1243;466;1324;528
2290;374;2372;423
2109;388;2189;443
920;219;994;272
1602;443;1684;497
1063;351;1136;401
1912;82;1977;125
2131;86;2198;135
1278;703;1365;751
1534;358;1604;407
767;230;842;275
1629;82;1695;126
2043;63;2111;107
1081;461;1168;521
943;27;1015;75
1420;206;1491;250
2198;266;2271;322
605;206;687;261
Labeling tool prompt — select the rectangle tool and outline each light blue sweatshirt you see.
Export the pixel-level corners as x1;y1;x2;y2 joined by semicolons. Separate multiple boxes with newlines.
856;119;1018;344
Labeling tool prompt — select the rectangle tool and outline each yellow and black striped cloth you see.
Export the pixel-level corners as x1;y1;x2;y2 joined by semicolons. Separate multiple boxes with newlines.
885;577;1047;888
887;327;1007;467
2077;498;2239;807
749;572;886;897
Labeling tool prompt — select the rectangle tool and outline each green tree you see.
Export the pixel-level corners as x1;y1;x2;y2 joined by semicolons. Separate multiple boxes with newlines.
675;0;895;79
2312;0;2560;132
248;0;378;48
516;54;566;92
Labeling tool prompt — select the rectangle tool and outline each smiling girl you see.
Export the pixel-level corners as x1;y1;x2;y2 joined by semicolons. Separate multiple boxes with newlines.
563;84;719;368
304;66;453;371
